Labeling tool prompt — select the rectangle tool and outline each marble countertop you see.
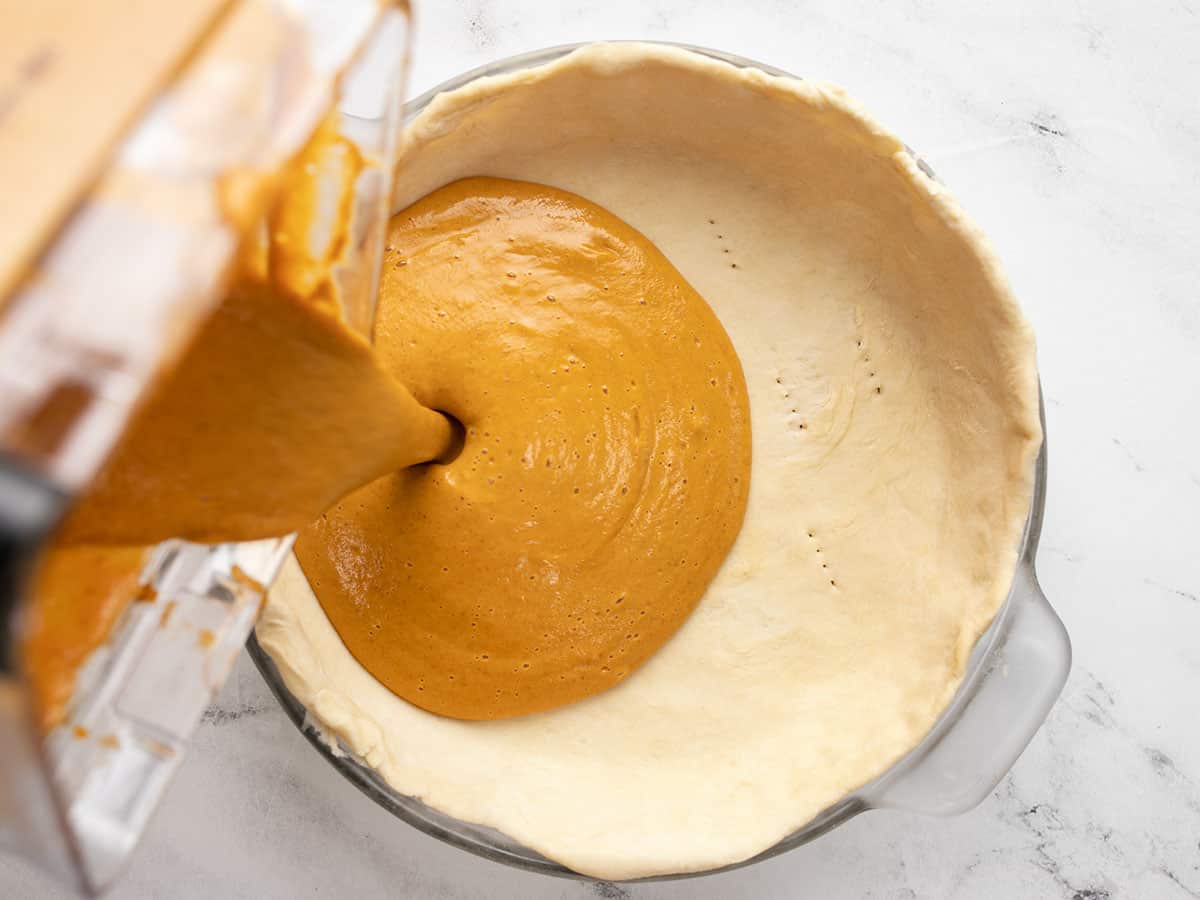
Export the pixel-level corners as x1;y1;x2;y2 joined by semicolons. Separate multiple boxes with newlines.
4;0;1199;897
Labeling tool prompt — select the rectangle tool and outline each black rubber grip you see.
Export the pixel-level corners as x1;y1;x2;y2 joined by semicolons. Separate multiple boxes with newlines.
0;457;67;675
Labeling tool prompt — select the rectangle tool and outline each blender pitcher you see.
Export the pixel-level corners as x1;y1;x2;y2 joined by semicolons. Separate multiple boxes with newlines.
0;1;411;892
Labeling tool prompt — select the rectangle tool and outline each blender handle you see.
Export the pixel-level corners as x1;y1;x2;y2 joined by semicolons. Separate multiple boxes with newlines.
0;457;66;673
863;561;1071;815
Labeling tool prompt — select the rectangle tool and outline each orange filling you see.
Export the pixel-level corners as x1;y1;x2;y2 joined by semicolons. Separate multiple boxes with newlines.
296;178;751;719
24;173;750;726
22;544;146;733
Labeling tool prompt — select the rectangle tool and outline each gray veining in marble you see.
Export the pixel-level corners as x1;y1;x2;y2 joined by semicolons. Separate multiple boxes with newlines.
3;0;1198;896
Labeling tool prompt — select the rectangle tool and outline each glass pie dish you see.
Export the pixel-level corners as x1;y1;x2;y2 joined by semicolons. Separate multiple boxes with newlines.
248;42;1072;882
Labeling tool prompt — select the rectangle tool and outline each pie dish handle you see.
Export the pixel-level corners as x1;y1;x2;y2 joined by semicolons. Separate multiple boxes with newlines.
863;561;1071;815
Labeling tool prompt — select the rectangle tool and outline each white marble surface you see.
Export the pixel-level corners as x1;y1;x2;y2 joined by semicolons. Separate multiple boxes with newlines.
5;0;1200;897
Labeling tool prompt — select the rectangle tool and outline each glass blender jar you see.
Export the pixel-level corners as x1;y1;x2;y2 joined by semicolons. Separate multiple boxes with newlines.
0;1;410;892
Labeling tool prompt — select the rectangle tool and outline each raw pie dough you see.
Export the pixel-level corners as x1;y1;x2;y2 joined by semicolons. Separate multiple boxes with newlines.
259;43;1041;879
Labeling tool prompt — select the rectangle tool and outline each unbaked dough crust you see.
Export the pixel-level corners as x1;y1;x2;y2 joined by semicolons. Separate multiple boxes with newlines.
258;43;1041;879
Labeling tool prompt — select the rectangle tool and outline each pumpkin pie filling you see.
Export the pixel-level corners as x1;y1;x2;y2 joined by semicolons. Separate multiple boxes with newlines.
295;177;751;719
24;168;750;724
